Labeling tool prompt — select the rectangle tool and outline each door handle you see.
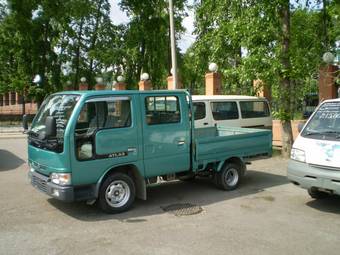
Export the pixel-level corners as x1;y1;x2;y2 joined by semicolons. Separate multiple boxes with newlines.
203;122;208;125
177;141;185;145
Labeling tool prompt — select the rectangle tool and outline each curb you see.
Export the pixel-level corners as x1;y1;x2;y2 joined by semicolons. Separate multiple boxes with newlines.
0;133;27;139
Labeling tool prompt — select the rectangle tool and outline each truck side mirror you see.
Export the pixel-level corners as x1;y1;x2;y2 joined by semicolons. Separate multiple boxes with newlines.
297;122;305;133
45;116;57;138
23;114;29;133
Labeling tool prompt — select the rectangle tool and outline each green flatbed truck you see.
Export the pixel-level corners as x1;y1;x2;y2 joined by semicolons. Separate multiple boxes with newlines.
27;90;272;213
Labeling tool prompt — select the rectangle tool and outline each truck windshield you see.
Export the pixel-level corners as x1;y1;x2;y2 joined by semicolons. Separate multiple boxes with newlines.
301;101;340;141
29;94;80;152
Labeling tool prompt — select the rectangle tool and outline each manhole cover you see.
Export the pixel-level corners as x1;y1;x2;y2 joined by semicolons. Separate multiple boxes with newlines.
161;203;203;216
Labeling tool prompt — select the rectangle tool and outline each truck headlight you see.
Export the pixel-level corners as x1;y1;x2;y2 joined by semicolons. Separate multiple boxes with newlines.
291;148;306;163
50;173;71;185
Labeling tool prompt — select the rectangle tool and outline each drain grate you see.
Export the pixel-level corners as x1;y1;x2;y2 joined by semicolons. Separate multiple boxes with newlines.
161;203;203;216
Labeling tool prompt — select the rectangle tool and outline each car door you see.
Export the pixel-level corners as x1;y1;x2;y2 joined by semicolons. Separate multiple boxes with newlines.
193;101;212;128
141;93;191;177
210;100;241;127
70;95;139;185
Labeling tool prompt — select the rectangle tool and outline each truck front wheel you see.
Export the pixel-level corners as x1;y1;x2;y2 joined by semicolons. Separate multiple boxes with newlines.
98;173;136;213
215;163;241;191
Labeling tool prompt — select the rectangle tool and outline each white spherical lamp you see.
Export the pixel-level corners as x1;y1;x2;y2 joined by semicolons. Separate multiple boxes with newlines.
140;73;149;81
322;52;335;64
117;75;125;82
95;77;104;84
208;63;218;72
80;77;86;83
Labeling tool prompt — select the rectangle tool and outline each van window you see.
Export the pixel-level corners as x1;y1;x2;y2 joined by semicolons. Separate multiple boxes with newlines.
240;101;270;118
145;96;181;125
211;102;239;120
193;102;206;120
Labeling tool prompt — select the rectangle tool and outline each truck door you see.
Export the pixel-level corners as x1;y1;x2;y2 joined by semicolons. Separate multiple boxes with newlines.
71;95;139;185
141;93;191;177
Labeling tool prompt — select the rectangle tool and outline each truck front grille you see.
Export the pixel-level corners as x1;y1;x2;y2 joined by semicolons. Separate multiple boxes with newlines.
31;173;48;193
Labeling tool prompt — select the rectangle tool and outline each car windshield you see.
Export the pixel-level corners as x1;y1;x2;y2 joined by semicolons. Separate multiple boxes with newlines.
31;94;80;140
301;101;340;140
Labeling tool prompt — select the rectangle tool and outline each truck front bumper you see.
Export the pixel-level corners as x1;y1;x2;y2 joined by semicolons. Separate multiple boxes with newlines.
287;160;340;195
29;170;75;202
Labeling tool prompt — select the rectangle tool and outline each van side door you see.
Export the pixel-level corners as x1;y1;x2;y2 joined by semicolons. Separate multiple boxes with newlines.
141;93;191;177
210;100;240;127
193;101;212;128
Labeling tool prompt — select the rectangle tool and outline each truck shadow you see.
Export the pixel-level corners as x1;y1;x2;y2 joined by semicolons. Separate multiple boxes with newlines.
48;169;289;222
0;149;26;171
306;196;340;214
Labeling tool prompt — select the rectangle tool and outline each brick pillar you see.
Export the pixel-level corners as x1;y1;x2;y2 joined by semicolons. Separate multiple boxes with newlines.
115;82;126;90
10;92;16;105
167;76;182;90
253;79;271;101
205;72;222;95
79;82;88;90
319;64;339;102
4;93;9;105
139;80;152;90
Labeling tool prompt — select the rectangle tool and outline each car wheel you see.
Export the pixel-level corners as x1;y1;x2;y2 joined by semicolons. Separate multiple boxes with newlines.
215;163;241;190
308;188;329;199
98;172;135;213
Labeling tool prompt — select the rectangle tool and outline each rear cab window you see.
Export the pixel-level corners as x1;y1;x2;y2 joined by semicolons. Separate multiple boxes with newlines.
240;101;270;119
210;101;239;120
145;96;181;125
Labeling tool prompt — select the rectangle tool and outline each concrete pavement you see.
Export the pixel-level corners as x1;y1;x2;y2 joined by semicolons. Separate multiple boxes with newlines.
0;138;340;255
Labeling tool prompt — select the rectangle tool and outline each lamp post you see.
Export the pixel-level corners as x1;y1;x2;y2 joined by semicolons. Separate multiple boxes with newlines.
169;0;177;90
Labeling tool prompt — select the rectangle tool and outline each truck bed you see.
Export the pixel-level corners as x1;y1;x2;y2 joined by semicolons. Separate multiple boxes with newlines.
194;126;272;170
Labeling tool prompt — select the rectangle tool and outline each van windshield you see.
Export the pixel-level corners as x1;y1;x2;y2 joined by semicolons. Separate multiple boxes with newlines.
29;94;80;151
301;101;340;141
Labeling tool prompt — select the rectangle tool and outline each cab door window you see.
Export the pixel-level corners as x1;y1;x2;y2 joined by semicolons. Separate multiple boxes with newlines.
75;98;131;160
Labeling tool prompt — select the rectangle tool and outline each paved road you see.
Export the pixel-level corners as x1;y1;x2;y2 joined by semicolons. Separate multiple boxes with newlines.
1;138;340;255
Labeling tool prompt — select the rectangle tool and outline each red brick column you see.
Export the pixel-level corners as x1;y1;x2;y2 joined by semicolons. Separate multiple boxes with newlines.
253;79;271;101
205;72;222;95
319;64;339;102
139;80;152;90
167;76;182;90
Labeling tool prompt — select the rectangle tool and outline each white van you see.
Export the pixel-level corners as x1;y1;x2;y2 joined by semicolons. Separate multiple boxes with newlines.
288;98;340;199
192;95;272;129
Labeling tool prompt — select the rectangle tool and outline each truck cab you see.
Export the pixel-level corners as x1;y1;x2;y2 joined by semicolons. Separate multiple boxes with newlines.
28;90;272;213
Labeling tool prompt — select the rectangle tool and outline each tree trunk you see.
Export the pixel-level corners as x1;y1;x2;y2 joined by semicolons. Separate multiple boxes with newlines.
74;18;84;90
279;1;293;158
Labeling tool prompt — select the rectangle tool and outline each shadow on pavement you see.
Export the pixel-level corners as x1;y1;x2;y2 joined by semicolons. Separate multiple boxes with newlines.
48;169;289;222
306;196;340;214
0;149;25;171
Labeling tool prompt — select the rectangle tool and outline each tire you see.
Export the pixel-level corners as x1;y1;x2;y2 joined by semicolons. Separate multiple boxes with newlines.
215;163;242;190
308;188;329;199
98;172;136;214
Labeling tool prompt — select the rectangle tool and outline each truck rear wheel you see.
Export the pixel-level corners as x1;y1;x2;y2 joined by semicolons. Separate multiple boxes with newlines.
98;172;136;214
215;163;241;190
308;188;329;199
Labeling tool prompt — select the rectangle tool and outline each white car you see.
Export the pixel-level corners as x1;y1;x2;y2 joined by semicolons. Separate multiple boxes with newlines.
288;98;340;199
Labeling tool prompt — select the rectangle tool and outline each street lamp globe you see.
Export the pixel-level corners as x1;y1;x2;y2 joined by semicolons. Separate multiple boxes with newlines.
117;75;125;82
80;77;87;83
96;77;104;84
140;73;149;81
209;63;218;72
322;52;335;64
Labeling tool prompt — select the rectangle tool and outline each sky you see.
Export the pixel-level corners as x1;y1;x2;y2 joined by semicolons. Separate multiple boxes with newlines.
108;0;196;53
